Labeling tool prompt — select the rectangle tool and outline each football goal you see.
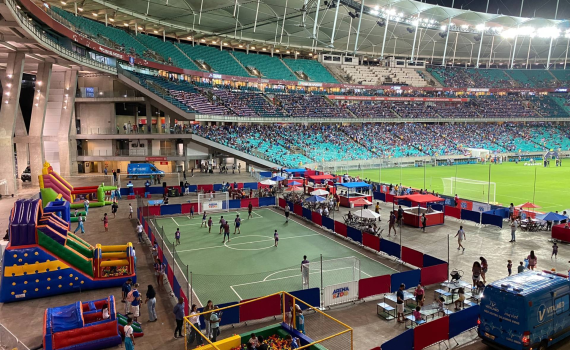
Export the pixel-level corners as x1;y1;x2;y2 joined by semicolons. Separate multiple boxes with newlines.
442;177;496;204
197;192;229;213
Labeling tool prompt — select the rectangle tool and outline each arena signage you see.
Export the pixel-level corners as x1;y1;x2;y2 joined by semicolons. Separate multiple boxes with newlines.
327;96;469;102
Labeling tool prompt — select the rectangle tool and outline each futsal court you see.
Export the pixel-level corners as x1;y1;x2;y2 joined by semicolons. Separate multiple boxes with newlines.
154;208;396;305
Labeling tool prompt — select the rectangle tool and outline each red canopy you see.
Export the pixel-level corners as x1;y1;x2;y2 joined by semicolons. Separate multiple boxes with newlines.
395;194;445;204
518;202;541;209
308;174;334;180
352;198;372;206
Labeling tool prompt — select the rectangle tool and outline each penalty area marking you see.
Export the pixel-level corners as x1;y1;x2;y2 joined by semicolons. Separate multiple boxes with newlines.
176;233;321;253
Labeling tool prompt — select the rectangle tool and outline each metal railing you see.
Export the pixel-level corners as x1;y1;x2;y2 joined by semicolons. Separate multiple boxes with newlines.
0;323;30;350
77;149;182;157
76;90;141;98
78;126;162;135
7;0;116;74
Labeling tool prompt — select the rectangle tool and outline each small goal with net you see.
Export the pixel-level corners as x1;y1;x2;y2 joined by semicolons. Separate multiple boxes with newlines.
197;192;229;213
301;257;361;289
442;177;496;204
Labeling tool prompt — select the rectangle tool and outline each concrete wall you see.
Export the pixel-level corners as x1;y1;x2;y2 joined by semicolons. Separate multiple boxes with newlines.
86;140;112;156
187;142;209;158
77;103;115;133
77;75;115;92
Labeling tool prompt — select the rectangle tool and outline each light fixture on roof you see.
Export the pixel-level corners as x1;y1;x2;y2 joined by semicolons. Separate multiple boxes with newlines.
187;36;192;39
440;25;446;31
124;23;129;26
60;1;66;5
286;50;290;54
275;49;280;53
223;42;229;46
238;44;243;48
201;39;206;42
370;10;379;16
476;24;485;31
138;27;143;30
461;24;468;29
373;58;378;61
309;53;312;56
92;13;98;17
78;7;83;12
251;46;256;49
154;30;158;34
109;18;114;22
262;47;267;51
212;41;217;44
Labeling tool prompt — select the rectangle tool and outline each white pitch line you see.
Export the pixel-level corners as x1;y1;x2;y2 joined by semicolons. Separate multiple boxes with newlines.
176;234;321;253
231;266;356;288
230;285;243;301
270;209;391;277
171;217;179;226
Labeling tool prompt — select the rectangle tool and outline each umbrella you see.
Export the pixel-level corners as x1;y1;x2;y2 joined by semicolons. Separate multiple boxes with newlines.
353;209;381;219
271;176;286;181
304;195;327;203
536;212;567;222
518;202;541;209
352;198;373;206
285;186;303;192
260;179;277;185
289;181;302;186
311;189;329;196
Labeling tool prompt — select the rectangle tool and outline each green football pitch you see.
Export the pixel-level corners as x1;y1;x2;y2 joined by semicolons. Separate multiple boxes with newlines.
348;162;570;211
154;208;396;305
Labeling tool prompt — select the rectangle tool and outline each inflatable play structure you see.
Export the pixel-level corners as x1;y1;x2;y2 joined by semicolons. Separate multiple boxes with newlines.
39;162;116;215
43;296;143;350
0;198;136;302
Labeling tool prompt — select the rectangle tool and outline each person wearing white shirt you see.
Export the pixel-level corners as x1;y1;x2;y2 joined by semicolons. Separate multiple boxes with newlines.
101;303;110;320
323;207;329;217
188;304;203;345
136;222;144;243
317;207;323;216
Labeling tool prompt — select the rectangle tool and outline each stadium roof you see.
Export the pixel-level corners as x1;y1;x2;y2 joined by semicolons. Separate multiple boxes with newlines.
42;0;570;66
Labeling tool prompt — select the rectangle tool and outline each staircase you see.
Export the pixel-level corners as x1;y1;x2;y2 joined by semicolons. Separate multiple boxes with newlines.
324;64;350;83
229;52;256;77
174;45;208;72
418;69;443;87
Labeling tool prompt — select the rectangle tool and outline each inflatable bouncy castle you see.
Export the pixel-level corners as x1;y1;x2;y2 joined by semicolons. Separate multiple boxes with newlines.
0;199;136;302
39;162;116;214
43;296;142;350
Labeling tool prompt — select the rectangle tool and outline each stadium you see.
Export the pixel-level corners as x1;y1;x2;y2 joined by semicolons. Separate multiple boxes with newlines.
1;0;570;350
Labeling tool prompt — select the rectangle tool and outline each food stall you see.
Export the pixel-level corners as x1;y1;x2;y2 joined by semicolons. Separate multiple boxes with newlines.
306;174;336;195
551;223;570;243
335;182;372;208
394;194;445;228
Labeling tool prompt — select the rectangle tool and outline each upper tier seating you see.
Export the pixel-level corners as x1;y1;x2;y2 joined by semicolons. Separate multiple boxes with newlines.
277;95;352;118
211;90;287;117
426;67;513;88
342;65;429;86
282;58;338;83
176;44;250;77
472;95;538;118
529;95;569;118
133;34;199;70
233;52;298;81
52;7;155;61
550;70;570;85
506;70;556;88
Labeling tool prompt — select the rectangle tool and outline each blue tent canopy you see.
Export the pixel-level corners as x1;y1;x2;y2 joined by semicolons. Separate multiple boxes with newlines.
51;301;83;332
284;169;306;173
270;176;286;181
336;182;371;188
305;195;327;203
536;212;567;221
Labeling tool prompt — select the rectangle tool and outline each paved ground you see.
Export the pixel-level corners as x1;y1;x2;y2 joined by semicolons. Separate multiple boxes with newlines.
2;172;570;350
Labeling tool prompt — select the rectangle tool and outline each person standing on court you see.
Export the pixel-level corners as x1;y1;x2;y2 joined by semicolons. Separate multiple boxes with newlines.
510;218;517;242
301;256;309;289
455;226;466;251
234;214;241;234
173;297;185;339
397;206;404;227
248;203;253;219
175;228;181;245
284;205;290;223
222;223;231;243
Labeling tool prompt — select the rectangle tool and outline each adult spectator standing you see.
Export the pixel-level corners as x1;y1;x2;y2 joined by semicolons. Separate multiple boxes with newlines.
203;300;214;340
112;201;119;218
472;261;482;286
396;283;406;323
145;285;157;322
210;306;222;342
121;278;132;313
508;203;515;222
284;205;290;223
74;214;85;234
510;219;517;242
455;226;466;251
188;304;203;346
173;298;185;339
455;194;459;207
388;211;397;236
154;259;165;288
480;257;488;284
113;170;117;183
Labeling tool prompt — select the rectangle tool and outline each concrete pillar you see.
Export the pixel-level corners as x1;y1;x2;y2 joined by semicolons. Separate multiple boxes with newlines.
58;70;78;177
145;101;152;134
0;52;25;195
165;114;170;134
15;106;28;179
29;62;53;186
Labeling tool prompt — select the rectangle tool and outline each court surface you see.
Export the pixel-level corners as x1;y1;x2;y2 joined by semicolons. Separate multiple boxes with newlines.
154;208;396;305
349;162;570;211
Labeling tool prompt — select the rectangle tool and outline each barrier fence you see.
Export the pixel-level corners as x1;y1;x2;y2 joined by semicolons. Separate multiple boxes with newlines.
376;304;480;350
184;291;353;350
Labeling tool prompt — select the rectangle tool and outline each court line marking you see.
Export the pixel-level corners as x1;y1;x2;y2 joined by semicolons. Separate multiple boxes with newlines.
270;208;393;276
157;211;265;227
230;286;243;301
171;217;179;226
176;234;321;253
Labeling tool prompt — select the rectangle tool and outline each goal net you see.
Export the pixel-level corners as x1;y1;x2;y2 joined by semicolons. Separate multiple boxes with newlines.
197;192;229;213
442;177;496;204
301;257;361;290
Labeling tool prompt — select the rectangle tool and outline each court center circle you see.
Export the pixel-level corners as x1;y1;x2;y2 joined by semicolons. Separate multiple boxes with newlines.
224;235;276;251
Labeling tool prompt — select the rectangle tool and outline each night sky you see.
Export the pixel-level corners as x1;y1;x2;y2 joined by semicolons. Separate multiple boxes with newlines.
420;0;569;19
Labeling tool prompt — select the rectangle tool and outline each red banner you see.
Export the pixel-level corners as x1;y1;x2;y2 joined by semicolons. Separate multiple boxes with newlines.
402;247;424;268
414;316;449;350
145;157;167;161
311;212;322;226
445;206;461;219
552;224;570;243
362;233;380;251
239;294;281;323
334;221;348;237
420;263;449;286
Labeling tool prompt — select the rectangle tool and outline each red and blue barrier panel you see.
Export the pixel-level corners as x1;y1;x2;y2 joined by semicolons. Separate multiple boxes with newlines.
390;270;421;292
287;288;320;309
481;213;503;228
239;293;281;323
449;305;479;338
423;255;446;267
445;206;461;219
302;207;313;221
420;263;448;286
229;199;242;209
160;204;181;216
358;275;390;299
198;301;239;329
259;197;275;207
461;209;481;224
380;328;413;350
401;247;424;268
312;212;322;226
347;226;362;244
380;238;400;259
322;216;335;231
294;204;303;216
362;233;380;251
334;221;348;237
414;316;449;350
240;198;259;208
